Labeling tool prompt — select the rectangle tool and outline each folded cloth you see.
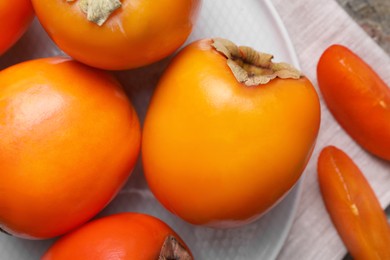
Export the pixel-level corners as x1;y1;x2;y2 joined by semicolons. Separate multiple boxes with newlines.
271;0;390;259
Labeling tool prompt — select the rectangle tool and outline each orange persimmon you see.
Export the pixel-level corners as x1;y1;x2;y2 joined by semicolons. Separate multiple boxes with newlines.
0;57;141;239
42;213;193;260
317;44;390;161
142;38;321;227
31;0;201;70
318;146;390;260
0;0;34;55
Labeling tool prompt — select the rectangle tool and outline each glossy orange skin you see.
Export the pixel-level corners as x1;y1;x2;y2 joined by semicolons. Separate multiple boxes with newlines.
142;39;321;227
42;213;192;260
31;0;201;70
317;45;390;161
318;146;390;260
0;0;34;55
0;57;141;239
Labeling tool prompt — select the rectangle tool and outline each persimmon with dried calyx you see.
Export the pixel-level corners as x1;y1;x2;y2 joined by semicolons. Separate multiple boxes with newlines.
31;0;201;70
317;44;390;161
42;213;193;260
318;146;390;259
142;38;321;228
0;57;141;239
0;0;34;55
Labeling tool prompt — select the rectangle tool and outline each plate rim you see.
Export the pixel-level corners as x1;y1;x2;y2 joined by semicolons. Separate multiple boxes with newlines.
262;0;305;258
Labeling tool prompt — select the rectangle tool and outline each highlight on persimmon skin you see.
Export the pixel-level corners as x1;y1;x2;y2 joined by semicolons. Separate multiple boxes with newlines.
42;213;193;260
31;0;202;70
317;44;390;161
0;57;141;239
142;38;321;228
317;146;390;260
0;0;34;55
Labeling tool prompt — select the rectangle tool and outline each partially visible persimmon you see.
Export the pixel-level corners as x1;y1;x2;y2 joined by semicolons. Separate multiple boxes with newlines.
0;57;141;239
318;146;390;259
31;0;201;70
42;213;193;260
0;0;34;55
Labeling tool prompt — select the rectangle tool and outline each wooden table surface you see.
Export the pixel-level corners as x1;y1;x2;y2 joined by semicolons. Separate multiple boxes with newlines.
337;0;390;54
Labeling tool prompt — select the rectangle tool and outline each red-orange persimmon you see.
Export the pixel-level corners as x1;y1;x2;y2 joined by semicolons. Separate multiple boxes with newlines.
317;45;390;161
318;146;390;259
31;0;201;70
0;57;141;239
42;213;193;260
0;0;34;55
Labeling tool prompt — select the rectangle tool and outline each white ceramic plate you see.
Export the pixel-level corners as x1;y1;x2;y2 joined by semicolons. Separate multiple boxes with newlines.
0;0;304;259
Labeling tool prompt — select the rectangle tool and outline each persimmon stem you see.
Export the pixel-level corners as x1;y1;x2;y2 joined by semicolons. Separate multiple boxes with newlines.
211;38;302;86
159;235;192;260
67;0;122;26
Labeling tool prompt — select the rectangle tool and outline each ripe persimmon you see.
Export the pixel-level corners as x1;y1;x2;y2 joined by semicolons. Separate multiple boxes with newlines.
42;213;193;260
317;45;390;161
31;0;201;70
0;0;34;55
0;57;141;239
142;38;321;227
318;146;390;259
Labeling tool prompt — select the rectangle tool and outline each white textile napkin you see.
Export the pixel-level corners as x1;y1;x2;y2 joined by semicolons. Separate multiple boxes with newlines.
271;0;390;259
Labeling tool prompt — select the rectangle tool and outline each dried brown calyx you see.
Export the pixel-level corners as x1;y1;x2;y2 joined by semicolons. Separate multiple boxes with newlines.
66;0;121;26
159;235;193;260
211;38;302;86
